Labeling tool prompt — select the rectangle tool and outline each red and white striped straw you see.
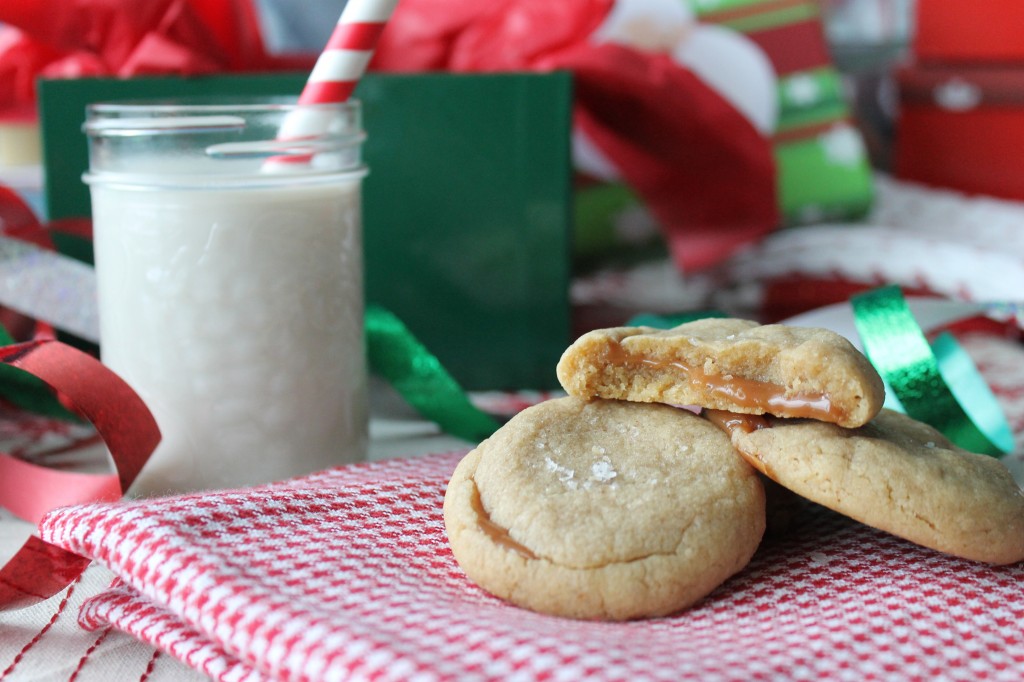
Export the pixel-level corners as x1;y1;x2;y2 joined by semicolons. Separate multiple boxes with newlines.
272;0;400;161
297;0;401;106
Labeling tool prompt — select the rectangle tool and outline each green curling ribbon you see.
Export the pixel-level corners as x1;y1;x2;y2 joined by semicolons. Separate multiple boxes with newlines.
930;332;1014;454
365;305;501;443
0;325;81;422
851;286;1009;457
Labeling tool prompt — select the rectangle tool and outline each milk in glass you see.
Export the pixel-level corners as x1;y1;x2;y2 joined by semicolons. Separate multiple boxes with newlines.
84;101;368;495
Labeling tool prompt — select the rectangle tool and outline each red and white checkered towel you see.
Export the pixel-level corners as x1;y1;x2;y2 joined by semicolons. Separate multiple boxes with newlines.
35;334;1024;682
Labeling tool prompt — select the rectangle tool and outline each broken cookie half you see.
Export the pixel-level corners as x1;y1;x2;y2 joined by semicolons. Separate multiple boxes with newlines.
556;318;885;428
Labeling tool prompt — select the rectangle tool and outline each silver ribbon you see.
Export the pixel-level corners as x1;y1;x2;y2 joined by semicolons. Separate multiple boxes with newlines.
0;236;99;343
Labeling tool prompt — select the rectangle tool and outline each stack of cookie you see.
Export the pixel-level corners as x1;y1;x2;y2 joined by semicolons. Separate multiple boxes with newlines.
443;319;1024;621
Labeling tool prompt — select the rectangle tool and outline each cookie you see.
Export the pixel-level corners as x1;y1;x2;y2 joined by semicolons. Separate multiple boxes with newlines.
444;396;766;620
707;408;1024;565
556;318;885;428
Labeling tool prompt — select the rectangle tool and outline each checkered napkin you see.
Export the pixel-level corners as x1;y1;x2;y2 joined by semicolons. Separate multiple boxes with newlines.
35;456;1024;681
33;335;1024;682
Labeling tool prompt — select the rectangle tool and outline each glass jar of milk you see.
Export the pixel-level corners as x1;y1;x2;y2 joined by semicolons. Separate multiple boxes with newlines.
83;99;368;496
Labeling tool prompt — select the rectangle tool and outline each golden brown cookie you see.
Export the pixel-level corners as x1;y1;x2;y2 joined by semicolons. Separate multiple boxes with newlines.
444;396;766;620
709;408;1024;565
556;319;885;428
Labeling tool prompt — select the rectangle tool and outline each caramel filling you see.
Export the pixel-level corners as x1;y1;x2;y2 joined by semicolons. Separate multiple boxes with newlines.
471;485;537;560
703;409;770;435
604;341;843;421
703;409;775;476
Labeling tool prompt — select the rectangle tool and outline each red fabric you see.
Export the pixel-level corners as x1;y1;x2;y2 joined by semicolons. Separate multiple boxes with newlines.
0;0;290;74
440;0;613;72
33;346;1024;682
0;1;315;117
373;0;779;272
371;1;518;71
557;44;778;271
0;28;68;117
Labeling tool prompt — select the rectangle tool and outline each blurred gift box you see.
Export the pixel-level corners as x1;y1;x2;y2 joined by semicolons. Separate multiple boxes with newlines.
693;0;875;225
895;0;1024;200
571;0;876;262
38;72;574;391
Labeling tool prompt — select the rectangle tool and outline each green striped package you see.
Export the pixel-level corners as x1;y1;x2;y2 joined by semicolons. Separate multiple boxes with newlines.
574;0;874;262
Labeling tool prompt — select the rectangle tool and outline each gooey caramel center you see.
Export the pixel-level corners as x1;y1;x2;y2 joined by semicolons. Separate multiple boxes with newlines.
703;409;776;476
471;484;537;560
605;340;843;422
702;408;770;434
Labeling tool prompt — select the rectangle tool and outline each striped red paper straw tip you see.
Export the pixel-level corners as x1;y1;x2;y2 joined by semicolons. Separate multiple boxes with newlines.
298;0;402;107
266;0;399;168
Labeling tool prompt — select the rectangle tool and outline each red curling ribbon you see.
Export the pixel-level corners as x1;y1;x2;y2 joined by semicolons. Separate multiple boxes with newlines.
0;453;121;523
0;339;160;610
0;186;49;247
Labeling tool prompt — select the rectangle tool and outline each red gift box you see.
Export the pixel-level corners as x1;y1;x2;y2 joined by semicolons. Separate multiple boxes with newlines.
894;64;1024;200
914;0;1024;63
894;1;1024;199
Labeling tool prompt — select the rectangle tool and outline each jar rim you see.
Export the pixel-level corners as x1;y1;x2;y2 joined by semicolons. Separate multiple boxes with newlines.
82;165;368;190
83;98;362;138
87;97;361;114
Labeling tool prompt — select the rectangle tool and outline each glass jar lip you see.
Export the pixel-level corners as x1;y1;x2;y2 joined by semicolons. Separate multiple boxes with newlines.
82;165;368;190
82;96;365;176
83;98;361;137
86;96;361;115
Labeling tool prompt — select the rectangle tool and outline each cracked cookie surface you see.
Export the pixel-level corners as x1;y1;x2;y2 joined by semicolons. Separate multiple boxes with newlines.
443;396;766;620
718;408;1024;565
556;318;885;428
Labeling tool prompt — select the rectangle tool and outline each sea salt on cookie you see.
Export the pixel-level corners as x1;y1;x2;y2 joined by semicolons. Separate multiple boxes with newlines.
444;396;766;620
556;319;885;428
709;408;1024;565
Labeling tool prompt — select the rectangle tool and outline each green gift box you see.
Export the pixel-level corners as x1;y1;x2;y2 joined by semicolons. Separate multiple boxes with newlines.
38;72;573;391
